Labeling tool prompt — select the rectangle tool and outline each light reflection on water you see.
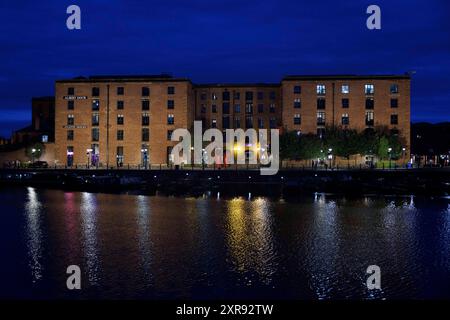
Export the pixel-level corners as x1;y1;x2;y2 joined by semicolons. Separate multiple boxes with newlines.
6;188;450;299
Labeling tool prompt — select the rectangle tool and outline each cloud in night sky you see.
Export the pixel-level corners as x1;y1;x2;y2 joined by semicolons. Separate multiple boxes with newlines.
0;0;449;135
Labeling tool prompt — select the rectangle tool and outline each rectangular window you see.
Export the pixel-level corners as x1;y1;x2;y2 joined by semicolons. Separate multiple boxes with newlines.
142;113;149;126
68;87;75;95
234;104;241;113
294;98;301;109
317;98;326;109
117;100;124;109
212;93;218;100
365;111;374;126
67;114;74;125
294;86;301;94
257;92;264;100
391;99;398;108
390;84;399;94
270;91;276;100
167;114;174;125
212;104;217;113
68;100;74;110
92;113;99;126
211;119;217;128
223;116;230;129
92;128;99;142
167;86;175;95
200;92;206;100
116;147;124;165
342;98;349;108
222;102;230;114
341;113;349;125
92;99;100;111
234;92;240;100
391;114;398;125
67;130;74;141
365;98;374;109
341;85;349;94
258;118;264;128
142;87;150;97
142;128;149;141
142;100;150;110
270;118;276;129
246;103;253;114
222;91;230;101
258;104;264;113
117;87;124;95
117;114;124;125
317;85;326;95
269;103;276;113
92;87;100;97
117;130;124;141
245;91;253;101
167;100;175;109
200;104;206;114
245;116;253;128
167;130;173;140
294;114;301;125
317;112;326;125
235;116;241;128
365;84;374;95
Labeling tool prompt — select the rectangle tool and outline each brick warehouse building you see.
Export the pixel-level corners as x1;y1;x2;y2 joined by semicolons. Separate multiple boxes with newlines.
54;74;410;167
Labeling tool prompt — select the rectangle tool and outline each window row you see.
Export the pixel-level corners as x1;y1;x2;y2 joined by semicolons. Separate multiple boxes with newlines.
200;103;277;114
200;91;277;101
291;112;399;126
292;98;399;109
207;117;278;129
293;84;399;95
67;86;175;97
66;114;175;126
67;99;175;111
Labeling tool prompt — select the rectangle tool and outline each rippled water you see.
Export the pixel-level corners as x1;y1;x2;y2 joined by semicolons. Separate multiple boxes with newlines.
0;187;449;299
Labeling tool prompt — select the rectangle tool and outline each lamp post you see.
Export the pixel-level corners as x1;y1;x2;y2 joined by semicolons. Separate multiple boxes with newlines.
31;148;36;164
388;147;393;169
328;148;333;169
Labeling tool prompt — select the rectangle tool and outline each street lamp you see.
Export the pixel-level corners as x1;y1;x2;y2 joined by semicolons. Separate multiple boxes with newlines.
31;148;36;164
388;147;393;169
328;148;333;169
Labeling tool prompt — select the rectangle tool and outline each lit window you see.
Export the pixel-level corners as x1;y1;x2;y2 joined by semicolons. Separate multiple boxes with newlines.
317;85;326;95
342;85;349;94
365;84;374;95
390;84;399;94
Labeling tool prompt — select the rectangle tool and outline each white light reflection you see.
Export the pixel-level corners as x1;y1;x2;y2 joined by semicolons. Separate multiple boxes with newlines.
136;195;153;283
25;187;43;283
80;192;100;285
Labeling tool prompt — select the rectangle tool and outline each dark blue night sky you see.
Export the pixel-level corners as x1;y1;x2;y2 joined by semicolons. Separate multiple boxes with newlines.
0;0;449;137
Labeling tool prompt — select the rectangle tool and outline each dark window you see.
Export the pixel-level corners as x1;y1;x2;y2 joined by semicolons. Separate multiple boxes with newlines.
142;113;150;126
234;104;241;113
317;98;326;109
167;86;175;95
341;114;350;125
269;104;276;113
117;100;124;109
167;114;174;125
200;104;206;114
167;130;173;140
245;91;253;101
390;129;399;135
270;91;276;100
92;128;99;141
222;91;230;101
391;99;398;108
167;100;175;109
117;130;124;141
257;92;264;100
142;87;150;97
245;116;253;128
294;86;301;94
92;99;100;111
68;87;75;95
67;115;74;125
68;101;74;110
92;87;100;97
270;118;276;129
390;84;399;94
222;103;230;114
223;116;230;129
342;98;349;108
117;115;124;125
117;87;124;95
366;98;374;109
212;104;217;113
142;100;150;110
294;114;301;125
317;128;326;138
142;128;149;141
258;104;264;113
234;92;240;100
67;130;74;141
258;118;264;128
235;117;241;128
294;99;301;109
200;92;206;100
92;113;99;126
391;114;398;125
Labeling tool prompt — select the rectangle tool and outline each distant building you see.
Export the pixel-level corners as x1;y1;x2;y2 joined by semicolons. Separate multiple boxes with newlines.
54;74;411;167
